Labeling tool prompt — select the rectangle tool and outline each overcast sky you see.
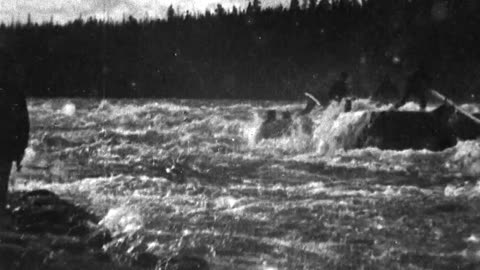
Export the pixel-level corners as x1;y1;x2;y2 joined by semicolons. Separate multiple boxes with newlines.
0;0;289;24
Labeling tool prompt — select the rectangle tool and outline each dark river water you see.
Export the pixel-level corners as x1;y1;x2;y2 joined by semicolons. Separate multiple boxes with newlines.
12;98;480;269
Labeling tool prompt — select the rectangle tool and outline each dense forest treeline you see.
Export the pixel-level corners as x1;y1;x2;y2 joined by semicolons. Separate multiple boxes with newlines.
1;0;480;100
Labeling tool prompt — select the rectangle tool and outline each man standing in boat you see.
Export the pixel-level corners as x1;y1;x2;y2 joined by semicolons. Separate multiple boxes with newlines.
394;65;432;111
373;74;398;103
328;71;350;102
0;50;29;227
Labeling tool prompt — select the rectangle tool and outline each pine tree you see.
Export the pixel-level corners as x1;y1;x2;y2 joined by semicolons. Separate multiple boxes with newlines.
253;0;261;12
27;13;32;26
167;5;175;21
246;2;254;14
301;0;308;10
290;0;300;11
308;0;317;11
317;0;331;12
215;4;226;16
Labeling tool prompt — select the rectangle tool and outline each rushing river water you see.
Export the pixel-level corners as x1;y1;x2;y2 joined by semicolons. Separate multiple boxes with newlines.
11;98;480;269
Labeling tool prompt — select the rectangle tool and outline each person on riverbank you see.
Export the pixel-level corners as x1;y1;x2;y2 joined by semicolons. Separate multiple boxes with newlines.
0;52;29;226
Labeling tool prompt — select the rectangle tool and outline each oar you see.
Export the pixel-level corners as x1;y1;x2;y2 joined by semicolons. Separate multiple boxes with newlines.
430;89;480;125
304;92;321;106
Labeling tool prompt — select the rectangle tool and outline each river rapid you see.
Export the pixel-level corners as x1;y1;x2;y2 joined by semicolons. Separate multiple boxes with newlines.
11;98;480;269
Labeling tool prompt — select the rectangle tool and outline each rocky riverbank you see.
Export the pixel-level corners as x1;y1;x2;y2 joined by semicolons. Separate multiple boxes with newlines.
0;189;209;270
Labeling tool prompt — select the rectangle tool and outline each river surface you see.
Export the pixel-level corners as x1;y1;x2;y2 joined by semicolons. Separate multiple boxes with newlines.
12;98;480;269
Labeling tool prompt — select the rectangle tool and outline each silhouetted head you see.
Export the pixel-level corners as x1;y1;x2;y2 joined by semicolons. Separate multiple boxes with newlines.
340;71;349;81
265;110;276;122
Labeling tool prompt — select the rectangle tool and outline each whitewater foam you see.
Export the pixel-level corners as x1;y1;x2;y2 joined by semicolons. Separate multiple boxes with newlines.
100;206;144;235
61;101;76;116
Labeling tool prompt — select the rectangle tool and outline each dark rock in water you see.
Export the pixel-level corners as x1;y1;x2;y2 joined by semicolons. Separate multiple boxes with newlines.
93;251;112;262
158;255;209;270
448;111;480;141
20;189;59;200
2;190;131;270
133;252;160;268
86;229;113;248
50;236;86;253
12;189;100;236
0;243;27;269
0;243;44;270
68;223;91;236
0;231;32;246
356;105;457;151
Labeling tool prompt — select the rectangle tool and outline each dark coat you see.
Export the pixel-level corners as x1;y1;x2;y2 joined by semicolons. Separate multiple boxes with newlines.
0;88;29;164
395;69;431;110
373;77;399;102
328;80;349;102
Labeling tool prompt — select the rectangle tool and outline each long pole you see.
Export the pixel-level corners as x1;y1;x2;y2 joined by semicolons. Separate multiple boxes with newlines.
430;89;480;125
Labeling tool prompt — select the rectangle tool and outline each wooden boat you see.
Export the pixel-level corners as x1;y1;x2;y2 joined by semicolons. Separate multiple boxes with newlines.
256;91;480;151
354;104;458;151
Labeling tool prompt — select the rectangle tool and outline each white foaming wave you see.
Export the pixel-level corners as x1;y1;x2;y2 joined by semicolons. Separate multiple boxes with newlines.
395;101;438;111
350;98;388;111
459;103;480;114
91;100;161;126
242;98;384;155
284;181;372;197
323;147;427;173
217;103;257;110
28;100;54;114
95;99;192;114
253;132;313;154
14;174;172;197
182;114;236;135
315;139;480;178
244;112;264;147
100;206;144;235
447;140;480;177
153;102;192;112
60;101;76;116
21;147;37;166
313;110;371;156
263;103;305;112
214;195;243;209
106;127;161;138
445;181;480;198
244;113;315;154
311;98;439;156
229;181;374;199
